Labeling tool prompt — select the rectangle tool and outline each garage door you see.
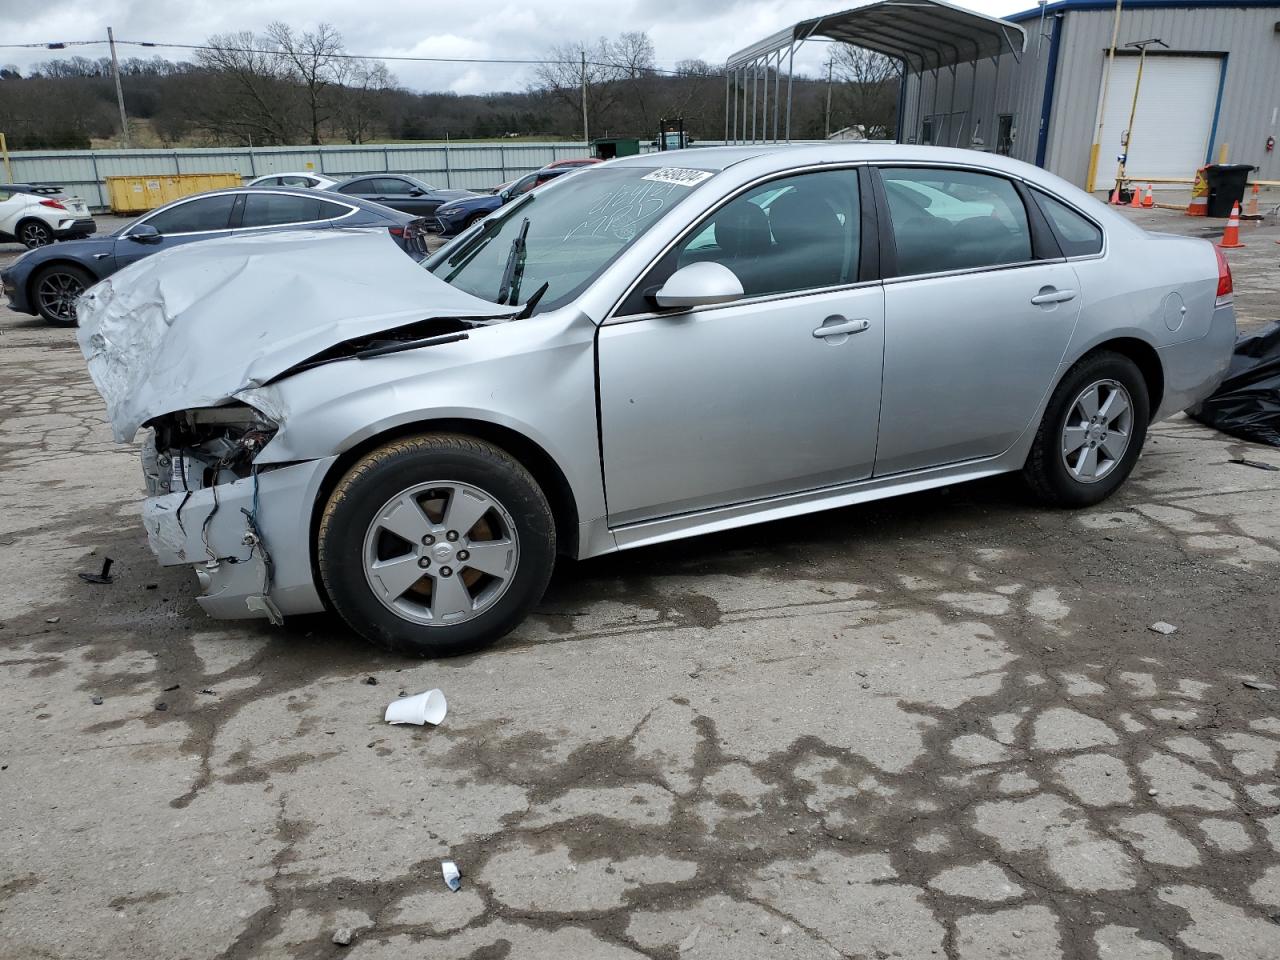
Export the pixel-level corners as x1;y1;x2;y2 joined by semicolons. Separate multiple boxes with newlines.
1096;55;1222;181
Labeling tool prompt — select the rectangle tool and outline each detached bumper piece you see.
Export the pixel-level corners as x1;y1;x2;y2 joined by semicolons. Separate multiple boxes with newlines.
141;456;337;621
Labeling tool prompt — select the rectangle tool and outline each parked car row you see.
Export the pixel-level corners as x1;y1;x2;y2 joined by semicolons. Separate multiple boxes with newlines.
2;160;600;324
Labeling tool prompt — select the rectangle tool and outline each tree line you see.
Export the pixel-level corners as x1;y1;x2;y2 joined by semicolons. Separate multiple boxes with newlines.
0;25;899;150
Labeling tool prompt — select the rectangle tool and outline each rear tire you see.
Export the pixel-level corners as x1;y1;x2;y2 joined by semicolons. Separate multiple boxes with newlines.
31;263;93;326
317;433;556;658
1023;351;1150;507
17;219;53;248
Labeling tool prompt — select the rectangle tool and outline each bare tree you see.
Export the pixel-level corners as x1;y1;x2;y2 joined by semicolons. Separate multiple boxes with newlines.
533;38;626;137
830;45;900;139
333;59;394;143
267;21;344;145
194;31;300;144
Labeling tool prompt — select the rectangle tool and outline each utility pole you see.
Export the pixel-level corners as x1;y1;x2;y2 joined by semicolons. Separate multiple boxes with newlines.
108;27;130;147
1086;0;1124;193
824;54;833;139
580;50;589;146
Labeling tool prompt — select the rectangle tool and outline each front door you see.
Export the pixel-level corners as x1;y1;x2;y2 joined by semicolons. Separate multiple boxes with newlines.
873;166;1081;475
114;193;240;269
598;167;885;526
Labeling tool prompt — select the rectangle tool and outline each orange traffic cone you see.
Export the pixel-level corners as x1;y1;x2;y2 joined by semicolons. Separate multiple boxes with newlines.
1187;194;1207;217
1246;182;1259;218
1142;184;1154;208
1217;201;1246;249
1109;183;1123;205
1129;183;1142;208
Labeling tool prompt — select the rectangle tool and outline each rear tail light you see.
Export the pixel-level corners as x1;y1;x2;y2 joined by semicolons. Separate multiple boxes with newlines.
1214;246;1233;298
387;226;405;236
39;199;67;211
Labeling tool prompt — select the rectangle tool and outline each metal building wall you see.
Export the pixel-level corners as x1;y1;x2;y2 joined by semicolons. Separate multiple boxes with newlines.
1045;5;1280;186
899;16;1058;166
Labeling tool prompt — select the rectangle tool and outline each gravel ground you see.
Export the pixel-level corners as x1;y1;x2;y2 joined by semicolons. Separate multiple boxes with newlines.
1;202;1279;960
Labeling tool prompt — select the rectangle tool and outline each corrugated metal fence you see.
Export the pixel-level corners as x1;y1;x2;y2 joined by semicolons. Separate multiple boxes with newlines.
5;142;604;210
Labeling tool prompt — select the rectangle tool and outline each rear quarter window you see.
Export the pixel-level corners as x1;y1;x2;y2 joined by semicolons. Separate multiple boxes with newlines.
1033;190;1103;257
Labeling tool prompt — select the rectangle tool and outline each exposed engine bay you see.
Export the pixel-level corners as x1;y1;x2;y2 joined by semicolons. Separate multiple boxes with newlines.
142;404;278;496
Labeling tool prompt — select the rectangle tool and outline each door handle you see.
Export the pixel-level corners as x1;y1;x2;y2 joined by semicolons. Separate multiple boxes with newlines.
1030;287;1077;306
812;317;871;339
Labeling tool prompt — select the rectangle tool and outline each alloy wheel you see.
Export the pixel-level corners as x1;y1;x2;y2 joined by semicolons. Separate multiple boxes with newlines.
1060;378;1134;483
361;480;520;626
36;271;85;323
20;222;52;247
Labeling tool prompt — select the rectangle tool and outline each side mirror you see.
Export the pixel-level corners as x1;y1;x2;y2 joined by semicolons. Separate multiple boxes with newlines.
498;189;513;202
408;188;425;197
653;262;744;310
128;224;162;244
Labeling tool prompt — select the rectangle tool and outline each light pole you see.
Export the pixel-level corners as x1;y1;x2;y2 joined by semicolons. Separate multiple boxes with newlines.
1113;38;1167;194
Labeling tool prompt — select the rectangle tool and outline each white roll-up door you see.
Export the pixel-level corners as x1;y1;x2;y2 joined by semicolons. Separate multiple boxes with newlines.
1096;54;1222;182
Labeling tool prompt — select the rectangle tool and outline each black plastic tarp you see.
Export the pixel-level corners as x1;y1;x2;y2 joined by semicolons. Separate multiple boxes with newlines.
1189;322;1280;447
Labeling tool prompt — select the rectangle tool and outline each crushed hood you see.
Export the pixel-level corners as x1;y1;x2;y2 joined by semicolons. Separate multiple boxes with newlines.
77;229;517;442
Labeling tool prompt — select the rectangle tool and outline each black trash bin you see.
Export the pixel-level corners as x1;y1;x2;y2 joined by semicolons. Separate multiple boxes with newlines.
1204;163;1254;217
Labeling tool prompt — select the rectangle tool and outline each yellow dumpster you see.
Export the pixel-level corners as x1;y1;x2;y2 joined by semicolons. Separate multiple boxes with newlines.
105;173;243;214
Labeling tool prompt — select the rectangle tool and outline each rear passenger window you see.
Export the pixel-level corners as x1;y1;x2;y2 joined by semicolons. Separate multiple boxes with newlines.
673;168;861;298
241;193;323;227
1033;190;1103;257
881;167;1032;276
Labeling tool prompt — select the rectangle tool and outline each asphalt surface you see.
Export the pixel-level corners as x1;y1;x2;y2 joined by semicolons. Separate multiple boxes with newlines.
2;205;1280;960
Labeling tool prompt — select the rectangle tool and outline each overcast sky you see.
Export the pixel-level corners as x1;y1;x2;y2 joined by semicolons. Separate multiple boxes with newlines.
0;0;1031;94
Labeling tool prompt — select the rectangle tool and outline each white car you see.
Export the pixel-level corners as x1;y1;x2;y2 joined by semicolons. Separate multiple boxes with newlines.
0;184;96;248
245;172;338;190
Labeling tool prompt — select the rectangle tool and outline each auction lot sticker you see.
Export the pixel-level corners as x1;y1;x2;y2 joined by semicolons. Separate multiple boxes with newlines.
641;167;714;187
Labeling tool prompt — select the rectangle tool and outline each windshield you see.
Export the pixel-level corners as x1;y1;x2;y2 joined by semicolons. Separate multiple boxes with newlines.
426;165;714;311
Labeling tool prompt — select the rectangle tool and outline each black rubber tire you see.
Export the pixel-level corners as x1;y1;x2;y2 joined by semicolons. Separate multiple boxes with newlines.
465;212;487;230
317;433;556;657
1023;351;1150;508
17;219;53;248
31;263;93;326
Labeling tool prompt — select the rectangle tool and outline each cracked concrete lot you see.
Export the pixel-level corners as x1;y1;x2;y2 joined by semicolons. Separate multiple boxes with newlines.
2;205;1280;959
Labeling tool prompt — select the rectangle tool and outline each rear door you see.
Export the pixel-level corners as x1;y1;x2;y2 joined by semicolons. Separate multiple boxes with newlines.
873;165;1081;476
233;192;348;234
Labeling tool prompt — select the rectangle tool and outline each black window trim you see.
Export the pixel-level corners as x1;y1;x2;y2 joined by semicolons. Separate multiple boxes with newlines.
869;162;1067;284
126;191;241;238
608;161;881;323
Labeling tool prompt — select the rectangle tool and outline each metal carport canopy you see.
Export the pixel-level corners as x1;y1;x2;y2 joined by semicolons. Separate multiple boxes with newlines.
726;0;1026;72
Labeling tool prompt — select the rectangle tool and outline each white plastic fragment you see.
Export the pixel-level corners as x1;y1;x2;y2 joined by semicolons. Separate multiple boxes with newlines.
442;859;462;892
1149;622;1178;635
384;689;447;726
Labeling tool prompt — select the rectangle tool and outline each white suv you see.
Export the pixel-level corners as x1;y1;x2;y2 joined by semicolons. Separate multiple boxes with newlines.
0;184;96;248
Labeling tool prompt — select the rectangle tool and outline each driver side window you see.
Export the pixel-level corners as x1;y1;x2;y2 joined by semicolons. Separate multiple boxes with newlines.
671;169;861;299
142;194;238;235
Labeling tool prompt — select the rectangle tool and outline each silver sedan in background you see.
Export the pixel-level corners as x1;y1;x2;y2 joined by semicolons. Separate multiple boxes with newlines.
77;144;1236;657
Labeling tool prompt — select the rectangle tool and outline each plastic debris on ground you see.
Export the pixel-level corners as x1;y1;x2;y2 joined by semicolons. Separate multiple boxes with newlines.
1229;457;1279;471
442;859;462;892
1149;621;1178;635
1189;321;1280;447
78;557;114;584
385;689;447;726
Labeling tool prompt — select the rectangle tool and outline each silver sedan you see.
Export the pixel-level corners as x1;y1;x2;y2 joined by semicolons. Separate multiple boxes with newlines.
78;144;1236;656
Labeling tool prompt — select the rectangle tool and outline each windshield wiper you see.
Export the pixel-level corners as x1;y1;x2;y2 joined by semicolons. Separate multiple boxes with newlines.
353;331;469;361
515;281;550;319
495;217;530;306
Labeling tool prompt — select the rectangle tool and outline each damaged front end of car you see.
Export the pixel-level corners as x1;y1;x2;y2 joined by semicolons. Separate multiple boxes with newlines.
138;401;338;623
77;229;521;625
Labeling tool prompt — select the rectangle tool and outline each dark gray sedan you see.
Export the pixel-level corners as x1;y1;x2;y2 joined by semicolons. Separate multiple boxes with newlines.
330;174;474;218
2;187;428;325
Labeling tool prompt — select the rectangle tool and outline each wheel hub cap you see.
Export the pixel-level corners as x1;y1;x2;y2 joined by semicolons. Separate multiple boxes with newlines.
1060;378;1134;484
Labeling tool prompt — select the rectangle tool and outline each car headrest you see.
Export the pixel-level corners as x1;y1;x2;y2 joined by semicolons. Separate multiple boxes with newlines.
712;201;772;258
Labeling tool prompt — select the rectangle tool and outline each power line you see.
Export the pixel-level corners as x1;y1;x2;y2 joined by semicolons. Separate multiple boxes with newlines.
0;37;709;76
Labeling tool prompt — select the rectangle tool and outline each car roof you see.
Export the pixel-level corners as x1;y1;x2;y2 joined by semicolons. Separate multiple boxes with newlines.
607;143;1042;175
252;171;331;179
144;186;414;221
3;183;66;195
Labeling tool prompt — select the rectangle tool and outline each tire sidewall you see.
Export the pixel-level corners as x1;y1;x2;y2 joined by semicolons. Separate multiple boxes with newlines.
19;220;52;248
320;441;555;657
1037;353;1150;506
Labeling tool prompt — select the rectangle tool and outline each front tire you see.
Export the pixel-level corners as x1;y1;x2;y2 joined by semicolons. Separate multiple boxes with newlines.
317;434;556;657
1023;351;1150;507
31;263;93;326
